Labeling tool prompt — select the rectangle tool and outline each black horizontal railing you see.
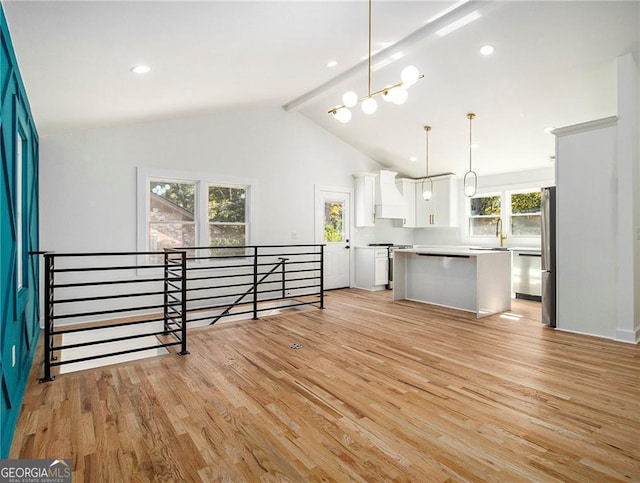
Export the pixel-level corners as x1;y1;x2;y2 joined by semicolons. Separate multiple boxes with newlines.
37;249;189;382
34;244;324;382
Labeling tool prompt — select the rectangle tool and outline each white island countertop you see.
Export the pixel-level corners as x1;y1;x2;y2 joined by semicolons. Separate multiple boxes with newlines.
393;247;512;318
397;246;511;256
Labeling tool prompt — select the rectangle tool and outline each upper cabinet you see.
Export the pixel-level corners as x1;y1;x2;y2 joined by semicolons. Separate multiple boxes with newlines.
353;173;376;227
415;175;457;227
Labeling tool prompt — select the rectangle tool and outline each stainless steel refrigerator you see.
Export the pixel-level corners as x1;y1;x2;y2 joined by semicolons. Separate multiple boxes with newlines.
541;186;556;327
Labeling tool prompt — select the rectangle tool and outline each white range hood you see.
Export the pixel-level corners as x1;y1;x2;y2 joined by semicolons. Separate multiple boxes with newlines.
375;170;408;219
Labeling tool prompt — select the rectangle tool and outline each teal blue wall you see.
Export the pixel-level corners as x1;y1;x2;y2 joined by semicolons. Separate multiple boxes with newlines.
1;5;40;458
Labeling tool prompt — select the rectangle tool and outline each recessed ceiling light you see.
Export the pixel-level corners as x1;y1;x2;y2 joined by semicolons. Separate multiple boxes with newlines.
479;45;495;56
409;156;417;162
131;65;151;74
326;60;338;68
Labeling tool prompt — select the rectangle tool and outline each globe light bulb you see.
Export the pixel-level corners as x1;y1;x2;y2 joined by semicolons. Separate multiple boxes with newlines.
342;91;358;108
464;184;476;197
401;65;420;87
381;88;394;102
361;97;378;115
333;107;352;123
391;87;408;105
422;189;432;201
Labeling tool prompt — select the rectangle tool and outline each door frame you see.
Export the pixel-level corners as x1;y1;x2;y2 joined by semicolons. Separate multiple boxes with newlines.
314;185;353;289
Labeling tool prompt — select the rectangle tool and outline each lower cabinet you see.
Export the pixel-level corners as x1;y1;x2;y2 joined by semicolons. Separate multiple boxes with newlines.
354;247;389;291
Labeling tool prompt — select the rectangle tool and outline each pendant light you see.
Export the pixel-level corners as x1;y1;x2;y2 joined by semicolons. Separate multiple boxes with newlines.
422;125;433;201
328;0;423;122
463;113;477;197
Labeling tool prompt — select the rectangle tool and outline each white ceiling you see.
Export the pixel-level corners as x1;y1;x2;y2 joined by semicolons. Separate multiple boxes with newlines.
3;1;639;178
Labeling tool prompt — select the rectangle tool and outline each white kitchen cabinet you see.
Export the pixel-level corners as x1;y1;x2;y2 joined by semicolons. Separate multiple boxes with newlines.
393;179;418;228
354;247;388;291
415;175;457;227
353;174;376;227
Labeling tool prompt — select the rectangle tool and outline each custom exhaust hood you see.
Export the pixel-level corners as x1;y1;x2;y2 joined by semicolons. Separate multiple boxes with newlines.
375;170;408;219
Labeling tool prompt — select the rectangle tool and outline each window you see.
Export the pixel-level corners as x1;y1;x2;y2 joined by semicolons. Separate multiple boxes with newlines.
510;191;541;236
468;194;501;236
208;185;247;247
324;201;345;242
466;188;544;240
139;168;250;260
149;180;197;251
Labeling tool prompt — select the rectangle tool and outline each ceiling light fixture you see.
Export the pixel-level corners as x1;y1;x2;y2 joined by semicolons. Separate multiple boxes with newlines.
463;113;478;197
131;65;151;74
479;45;495;56
422;125;433;201
328;0;423;123
327;60;338;68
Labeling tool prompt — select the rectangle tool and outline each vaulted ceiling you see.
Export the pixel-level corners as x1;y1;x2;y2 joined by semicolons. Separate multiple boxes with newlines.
3;1;639;178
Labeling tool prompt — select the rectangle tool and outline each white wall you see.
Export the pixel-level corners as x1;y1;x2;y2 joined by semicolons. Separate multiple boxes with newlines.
555;119;619;340
615;53;640;342
40;108;381;251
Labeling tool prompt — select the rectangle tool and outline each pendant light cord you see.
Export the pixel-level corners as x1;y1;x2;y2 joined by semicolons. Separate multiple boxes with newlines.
468;113;475;171
425;125;430;177
367;0;372;98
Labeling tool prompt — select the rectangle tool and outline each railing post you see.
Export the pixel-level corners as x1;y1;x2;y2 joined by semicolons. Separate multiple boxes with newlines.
178;250;189;355
252;246;259;320
281;258;286;299
40;253;55;382
163;249;169;335
320;245;325;309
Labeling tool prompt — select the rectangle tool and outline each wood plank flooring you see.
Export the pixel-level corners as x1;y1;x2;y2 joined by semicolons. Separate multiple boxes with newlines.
9;289;640;482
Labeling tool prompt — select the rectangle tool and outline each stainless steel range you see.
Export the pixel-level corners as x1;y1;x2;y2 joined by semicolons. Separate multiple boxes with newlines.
368;243;413;289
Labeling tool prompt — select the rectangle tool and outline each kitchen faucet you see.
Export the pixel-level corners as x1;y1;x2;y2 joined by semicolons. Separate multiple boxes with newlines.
496;218;508;247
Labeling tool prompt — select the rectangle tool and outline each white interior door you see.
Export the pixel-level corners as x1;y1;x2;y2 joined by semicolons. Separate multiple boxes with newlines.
316;189;351;290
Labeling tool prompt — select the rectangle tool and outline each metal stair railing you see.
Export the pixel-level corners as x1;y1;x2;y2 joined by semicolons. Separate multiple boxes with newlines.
209;256;289;325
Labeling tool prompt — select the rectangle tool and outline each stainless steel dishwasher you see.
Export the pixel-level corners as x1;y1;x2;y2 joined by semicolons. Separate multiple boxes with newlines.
511;249;542;301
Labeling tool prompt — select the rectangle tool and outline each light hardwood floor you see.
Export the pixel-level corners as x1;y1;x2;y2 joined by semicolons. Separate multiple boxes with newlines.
10;289;640;482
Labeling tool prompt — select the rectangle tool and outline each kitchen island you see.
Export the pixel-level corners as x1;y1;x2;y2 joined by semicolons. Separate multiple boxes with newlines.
393;247;511;318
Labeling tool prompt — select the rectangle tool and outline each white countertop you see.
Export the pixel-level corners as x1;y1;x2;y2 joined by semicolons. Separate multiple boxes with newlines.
395;247;511;257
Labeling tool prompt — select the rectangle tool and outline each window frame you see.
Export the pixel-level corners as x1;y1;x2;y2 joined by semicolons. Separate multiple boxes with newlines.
467;192;502;238
507;188;542;238
207;183;249;250
464;185;544;245
137;167;252;264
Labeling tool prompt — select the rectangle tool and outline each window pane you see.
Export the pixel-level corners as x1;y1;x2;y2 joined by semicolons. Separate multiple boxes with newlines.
209;186;246;222
469;217;500;236
209;224;246;247
324;201;344;242
149;223;196;250
470;195;501;216
512;192;541;214
512;215;541;236
149;181;195;222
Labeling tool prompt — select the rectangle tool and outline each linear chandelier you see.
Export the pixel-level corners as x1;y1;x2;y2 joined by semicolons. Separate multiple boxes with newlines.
328;0;423;123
